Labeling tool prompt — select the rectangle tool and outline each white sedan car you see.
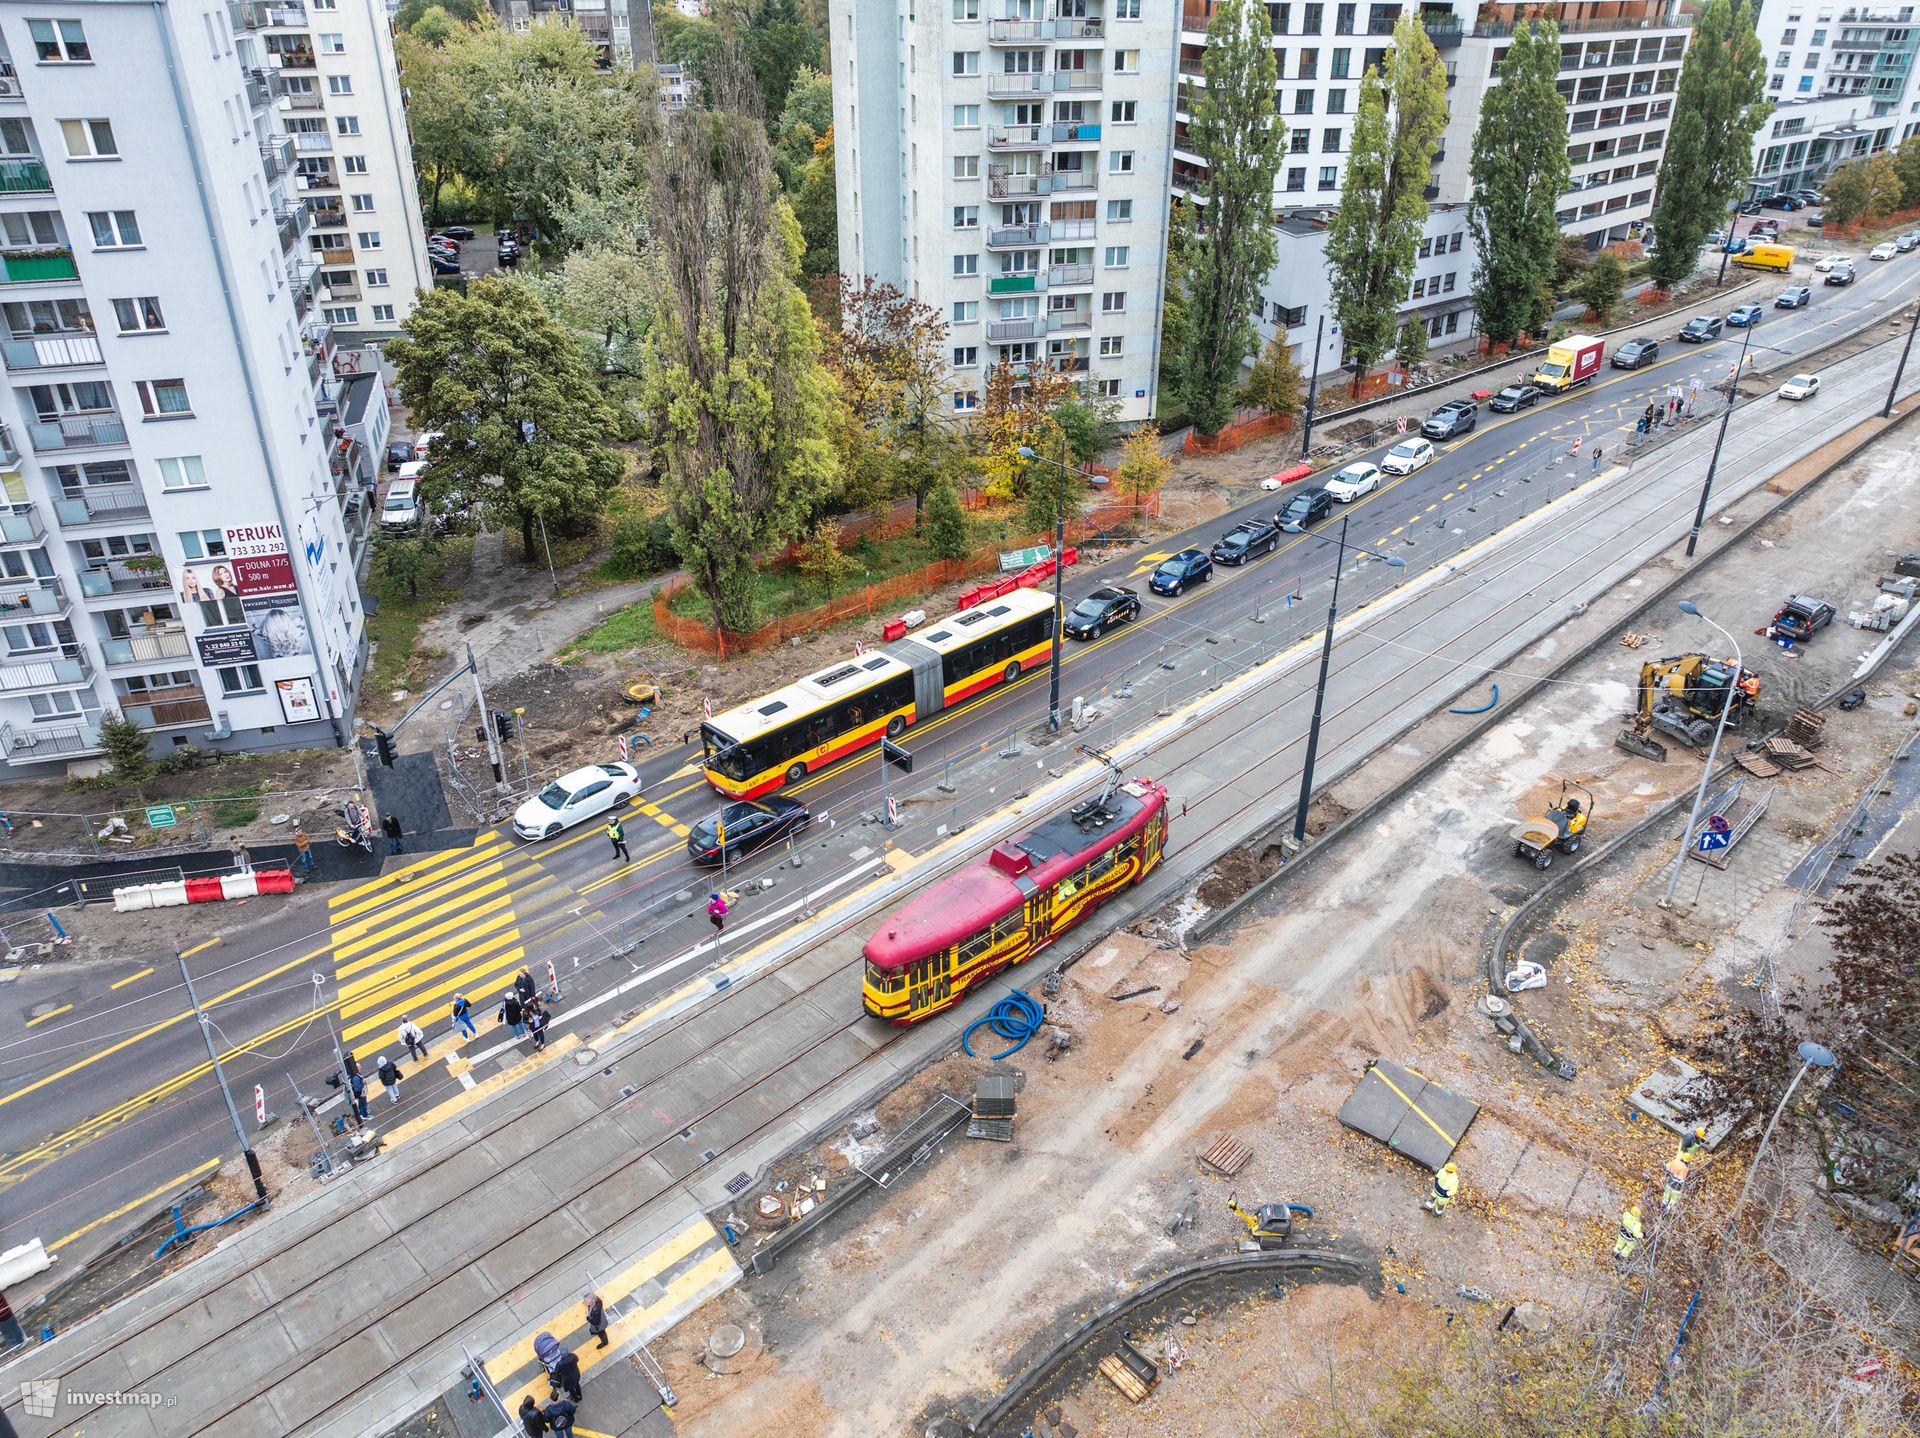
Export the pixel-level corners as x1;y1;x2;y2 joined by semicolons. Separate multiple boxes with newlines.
1812;253;1852;272
1870;242;1899;261
512;761;643;840
1777;373;1821;401
1379;437;1435;476
1322;462;1384;503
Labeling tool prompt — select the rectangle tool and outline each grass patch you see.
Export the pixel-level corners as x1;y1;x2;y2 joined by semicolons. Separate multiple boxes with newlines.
202;790;264;828
565;593;662;656
365;537;472;695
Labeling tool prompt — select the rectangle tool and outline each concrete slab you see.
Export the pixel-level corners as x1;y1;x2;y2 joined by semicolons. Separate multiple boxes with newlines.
1337;1059;1480;1171
276;1241;430;1350
1628;1057;1748;1145
563;1155;677;1235
579;1351;665;1433
470;1205;596;1301
267;1326;397;1430
479;1086;603;1168
251;1203;394;1305
363;1143;504;1231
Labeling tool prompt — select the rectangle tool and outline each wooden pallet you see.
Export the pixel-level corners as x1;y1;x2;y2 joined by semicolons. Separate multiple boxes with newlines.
1198;1135;1253;1177
1098;1345;1157;1404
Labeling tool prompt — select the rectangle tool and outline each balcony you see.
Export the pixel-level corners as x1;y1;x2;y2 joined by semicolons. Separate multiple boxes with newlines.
1047;262;1095;286
305;198;346;228
1;247;78;284
987;318;1041;341
1049;169;1098;192
29;413;127;452
265;1;308;22
1056;17;1103;38
0;719;100;763
989;124;1048;151
0;505;44;546
988;18;1050;42
1052;120;1101;142
987;221;1050;248
989;272;1042;294
0;64;20;102
989;165;1053;196
277;202;311;253
0;577;69;619
321;278;361;302
1422;16;1464;47
0;644;93;694
293;130;332;154
1047;309;1092;333
282;91;325;111
229;0;269;30
299;167;339;193
79;560;170;599
53;485;149;526
2;331;104;371
276;48;317;70
123;686;213;729
1052;69;1104;91
1051;217;1097;241
987;71;1051;97
101;625;191;667
260;135;296;180
0;158;51;194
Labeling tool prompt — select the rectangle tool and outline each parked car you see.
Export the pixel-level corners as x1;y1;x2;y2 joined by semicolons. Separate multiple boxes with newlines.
1148;548;1213;596
1612;337;1660;369
1806;212;1825;229
385;439;413;472
1777;373;1821;401
686;796;810;866
437;225;477;240
1775;286;1812;309
512;762;643;841
1276;487;1335;532
413;430;442;460
1795;189;1827;205
431;255;462;275
1678;314;1724;343
1749;219;1781;238
1736;200;1764;216
1379;437;1435;475
1825;263;1856;286
1813;253;1851;272
1726;303;1764;328
1210;517;1282;564
1762;193;1804;210
1064;586;1141;639
1420;398;1478;438
1771;594;1836;639
1870;242;1898;260
380;479;419;528
1488;383;1542;413
1321;462;1384;504
1721;237;1750;255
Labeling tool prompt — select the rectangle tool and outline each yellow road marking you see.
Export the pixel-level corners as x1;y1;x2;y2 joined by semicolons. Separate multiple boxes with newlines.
342;944;531;1045
328;836;509;916
25;1004;70;1028
330;857;510;942
181;938;220;959
339;922;524;1010
575;842;683;897
49;1159;221;1252
110;967;154;990
379;1034;579;1149
336;887;514;978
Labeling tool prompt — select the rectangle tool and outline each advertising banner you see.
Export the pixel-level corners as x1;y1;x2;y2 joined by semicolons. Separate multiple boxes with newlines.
176;522;297;603
195;629;257;665
243;593;312;659
275;676;321;724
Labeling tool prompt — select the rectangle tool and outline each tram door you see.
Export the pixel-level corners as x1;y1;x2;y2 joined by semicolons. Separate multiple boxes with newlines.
909;951;952;1014
1028;892;1055;951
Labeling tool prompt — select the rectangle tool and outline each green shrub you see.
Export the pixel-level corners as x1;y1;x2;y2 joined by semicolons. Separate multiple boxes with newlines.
155;746;205;776
606;513;679;578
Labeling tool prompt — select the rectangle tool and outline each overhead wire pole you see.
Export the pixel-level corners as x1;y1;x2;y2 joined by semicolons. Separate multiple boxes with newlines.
1016;441;1091;734
467;642;506;787
1882;299;1920;417
178;941;268;1203
1301;312;1325;459
1683;317;1758;558
1660;601;1743;907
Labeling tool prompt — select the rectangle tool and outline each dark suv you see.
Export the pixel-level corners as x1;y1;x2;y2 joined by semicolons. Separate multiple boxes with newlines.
1148;548;1213;597
1678;314;1724;343
1210;517;1280;566
1421;399;1477;438
1612;337;1659;369
1276;487;1334;532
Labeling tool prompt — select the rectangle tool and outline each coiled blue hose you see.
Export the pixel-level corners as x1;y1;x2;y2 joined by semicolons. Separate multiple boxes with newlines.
962;989;1045;1060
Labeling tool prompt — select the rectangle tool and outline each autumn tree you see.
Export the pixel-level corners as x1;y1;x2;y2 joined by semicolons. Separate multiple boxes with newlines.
1822;160;1873;226
532;244;653;393
821;277;954;519
796;519;856;596
1896;134;1920;208
1239;332;1305;417
1467;18;1570;347
1864;151;1905;217
1114;423;1172;514
971;361;1079;503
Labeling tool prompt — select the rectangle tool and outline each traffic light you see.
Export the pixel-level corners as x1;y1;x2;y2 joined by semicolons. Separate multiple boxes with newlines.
492;709;516;741
373;728;396;768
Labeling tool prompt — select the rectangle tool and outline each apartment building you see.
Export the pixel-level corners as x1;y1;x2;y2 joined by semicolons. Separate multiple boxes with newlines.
488;0;656;68
262;0;430;341
830;0;1177;425
0;2;376;772
1745;3;1919;197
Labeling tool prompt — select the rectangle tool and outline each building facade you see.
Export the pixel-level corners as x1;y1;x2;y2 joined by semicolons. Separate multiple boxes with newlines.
489;0;655;69
830;0;1178;424
0;1;378;772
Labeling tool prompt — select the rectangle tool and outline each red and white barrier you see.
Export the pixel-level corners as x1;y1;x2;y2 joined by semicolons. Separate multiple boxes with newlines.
111;867;293;912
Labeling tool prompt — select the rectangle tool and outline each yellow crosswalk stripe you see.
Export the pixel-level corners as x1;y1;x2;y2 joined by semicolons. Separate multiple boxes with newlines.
338;916;523;1008
335;883;514;974
328;836;511;917
328;845;514;934
342;941;529;1044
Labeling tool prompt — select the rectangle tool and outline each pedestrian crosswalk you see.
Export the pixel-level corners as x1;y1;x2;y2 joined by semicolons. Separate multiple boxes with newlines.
326;836;567;1048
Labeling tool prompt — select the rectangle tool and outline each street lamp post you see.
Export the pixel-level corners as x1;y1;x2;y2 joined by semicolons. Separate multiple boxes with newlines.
1300;313;1326;460
1684;318;1759;558
1883;301;1920;418
1661;600;1744;907
179;942;269;1203
1017;442;1079;733
1284;513;1405;848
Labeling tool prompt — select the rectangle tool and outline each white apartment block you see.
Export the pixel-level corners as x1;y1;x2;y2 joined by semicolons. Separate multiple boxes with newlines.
261;0;430;341
0;1;380;772
488;0;655;69
1746;3;1920;198
831;0;1177;425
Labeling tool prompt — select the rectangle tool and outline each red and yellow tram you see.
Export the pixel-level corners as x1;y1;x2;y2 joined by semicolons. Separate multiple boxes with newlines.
861;775;1170;1024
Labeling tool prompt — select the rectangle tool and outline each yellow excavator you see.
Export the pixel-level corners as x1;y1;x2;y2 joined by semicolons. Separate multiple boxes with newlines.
1616;654;1760;762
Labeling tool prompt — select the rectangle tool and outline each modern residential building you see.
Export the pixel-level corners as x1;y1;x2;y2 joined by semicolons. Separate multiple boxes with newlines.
261;0;431;342
830;0;1179;425
0;1;375;772
488;0;656;68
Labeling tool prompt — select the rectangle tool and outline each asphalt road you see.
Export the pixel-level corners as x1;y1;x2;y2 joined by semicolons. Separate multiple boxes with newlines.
5;244;1916;1286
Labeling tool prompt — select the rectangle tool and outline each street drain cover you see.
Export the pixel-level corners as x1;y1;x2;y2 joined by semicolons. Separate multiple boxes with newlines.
708;1324;745;1359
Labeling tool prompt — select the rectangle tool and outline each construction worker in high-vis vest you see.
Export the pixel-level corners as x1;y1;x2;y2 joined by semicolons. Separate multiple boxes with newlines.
1613;1205;1644;1267
1661;1156;1690;1214
1423;1162;1460;1216
1677;1126;1709;1166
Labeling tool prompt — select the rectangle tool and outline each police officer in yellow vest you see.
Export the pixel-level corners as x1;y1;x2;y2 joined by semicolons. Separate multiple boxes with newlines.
1613;1204;1643;1267
1423;1162;1460;1216
606;815;629;864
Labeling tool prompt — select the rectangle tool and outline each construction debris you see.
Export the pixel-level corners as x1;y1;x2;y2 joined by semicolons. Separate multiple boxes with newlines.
1784;708;1826;749
1760;737;1818;770
1197;1135;1254;1178
967;1072;1017;1142
1618;632;1648;649
1098;1341;1158;1403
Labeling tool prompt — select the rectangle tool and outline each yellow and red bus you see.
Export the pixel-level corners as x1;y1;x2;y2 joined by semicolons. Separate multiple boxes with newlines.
701;586;1056;799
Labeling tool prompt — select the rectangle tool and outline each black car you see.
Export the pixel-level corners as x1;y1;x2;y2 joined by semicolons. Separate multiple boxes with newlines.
1677;314;1723;343
1276;486;1334;532
1210;517;1280;566
686;796;810;866
1149;549;1213;596
1421;398;1478;438
435;225;477;241
1775;285;1812;309
1736;200;1764;216
1488;384;1542;413
1064;586;1141;639
1824;264;1855;286
1612;337;1659;369
385;439;413;472
1762;193;1804;210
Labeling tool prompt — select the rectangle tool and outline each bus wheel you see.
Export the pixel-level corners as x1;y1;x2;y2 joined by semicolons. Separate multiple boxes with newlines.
886;715;906;738
786;762;807;784
1003;661;1021;685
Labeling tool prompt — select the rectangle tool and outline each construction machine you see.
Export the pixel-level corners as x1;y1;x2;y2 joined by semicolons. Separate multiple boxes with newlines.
1226;1194;1313;1251
1616;655;1760;761
1510;779;1594;870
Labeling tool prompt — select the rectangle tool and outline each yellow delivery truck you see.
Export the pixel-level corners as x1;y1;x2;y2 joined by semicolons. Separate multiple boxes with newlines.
1733;243;1795;273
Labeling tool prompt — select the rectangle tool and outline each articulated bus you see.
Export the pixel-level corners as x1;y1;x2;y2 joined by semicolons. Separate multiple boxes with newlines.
701;586;1056;799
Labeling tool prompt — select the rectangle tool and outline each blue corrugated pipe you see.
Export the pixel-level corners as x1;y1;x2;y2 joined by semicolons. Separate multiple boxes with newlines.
153;1198;266;1259
1449;684;1499;715
962;990;1045;1060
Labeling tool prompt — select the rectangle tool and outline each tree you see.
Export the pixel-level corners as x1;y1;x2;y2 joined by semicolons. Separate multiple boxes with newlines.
1114;423;1172;514
1864;151;1904;218
97;711;151;783
773;65;833;186
1553;235;1592;290
654;6;724;98
1323;15;1450;392
396;0;480;29
1158;201;1196;401
796;519;857;596
644;91;841;632
388;278;624;558
1571;249;1626;323
746;0;821;124
972;360;1078;501
393;27;486;221
532;244;654;392
1239;332;1305;417
821;276;953;518
1896;135;1920;209
1466;19;1570;347
1395;316;1429;368
374;536;440;600
406;5;461;46
1168;0;1286;438
923;475;970;561
1648;0;1769;289
1822;159;1873;226
791;133;838;281
1053;393;1119;468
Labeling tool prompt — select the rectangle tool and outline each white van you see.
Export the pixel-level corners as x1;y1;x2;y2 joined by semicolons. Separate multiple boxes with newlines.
381;479;419;528
412;430;442;461
395;459;430;484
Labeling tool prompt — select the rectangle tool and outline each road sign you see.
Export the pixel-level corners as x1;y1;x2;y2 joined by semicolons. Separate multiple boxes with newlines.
1706;814;1732;834
253;1084;267;1124
1695;828;1731;854
146;805;177;830
998;544;1052;573
881;737;914;773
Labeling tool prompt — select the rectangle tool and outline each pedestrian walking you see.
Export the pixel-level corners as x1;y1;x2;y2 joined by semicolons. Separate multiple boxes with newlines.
451;993;477;1039
500;991;525;1038
1613;1204;1644;1267
708;891;728;934
376;1053;403;1105
1422;1161;1459;1217
229;836;252;873
584;1291;609;1349
349;1071;370;1121
527;1007;549;1051
518;1395;549;1436
515;967;537;1008
1591;444;1603;473
534;1332;583;1403
606;816;629;864
397;1015;429;1063
383;813;404;855
540;1397;577;1435
293;827;314;872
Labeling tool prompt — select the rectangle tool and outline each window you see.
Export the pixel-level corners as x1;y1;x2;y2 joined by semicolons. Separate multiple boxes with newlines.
86;210;141;247
1106;198;1132;221
1286;166;1306;190
1303;2;1323;31
135;379;191;417
953;0;979;16
1328;89;1346;114
953;300;979;323
29;19;90;62
953;104;981;128
1783;27;1798;41
157;456;207;490
1109;150;1134;173
111;296;165;332
1804;52;1820;68
1295;90;1314;115
356;231;380;249
1418;237;1433;259
1104;245;1129;267
334;115;361;136
365;267;388;286
1114;0;1139;16
217;663;266;696
1098;335;1123;357
1323;127;1342;152
1100;290;1125;313
952;51;979;75
952;344;979;367
342;154;368;175
953;253;979;276
29;691;91;719
371;304;395;323
178;528;227;559
1812;28;1826;44
1335;2;1355;32
1114;49;1139;73
1291;130;1310;152
1332;47;1351;78
953;205;979;228
1299;47;1318;78
322;306;358;325
953;154;980;179
319;32;346;53
1111;99;1136;123
1449;232;1464;253
1319;165;1338;189
1096;378;1120;398
1411;277;1426;298
1796;74;1813;92
1442;271;1456;292
1776;51;1792;67
350;193;374;212
954;390;979;412
59;119;117;159
327;75;353;96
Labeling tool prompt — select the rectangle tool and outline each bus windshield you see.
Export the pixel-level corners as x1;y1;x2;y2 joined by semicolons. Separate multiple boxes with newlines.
701;724;752;782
